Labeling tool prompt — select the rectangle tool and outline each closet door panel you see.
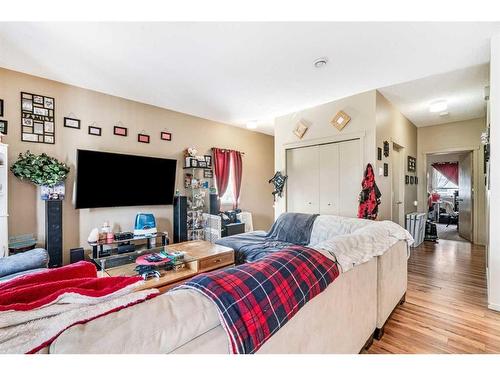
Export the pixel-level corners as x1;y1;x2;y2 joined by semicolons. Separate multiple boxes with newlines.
286;146;320;214
338;139;362;217
319;142;340;215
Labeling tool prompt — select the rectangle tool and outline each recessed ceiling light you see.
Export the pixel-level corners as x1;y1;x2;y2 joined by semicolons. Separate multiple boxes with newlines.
439;111;449;117
429;100;448;113
246;121;258;129
313;57;328;68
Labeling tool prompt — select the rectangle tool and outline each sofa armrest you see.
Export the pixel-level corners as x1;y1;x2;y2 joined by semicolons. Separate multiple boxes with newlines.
0;248;49;278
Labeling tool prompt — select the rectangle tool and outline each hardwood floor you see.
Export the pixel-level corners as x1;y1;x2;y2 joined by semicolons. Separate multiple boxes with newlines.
366;239;500;354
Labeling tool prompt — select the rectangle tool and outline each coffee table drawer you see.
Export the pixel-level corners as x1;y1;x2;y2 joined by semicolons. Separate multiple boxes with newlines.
199;252;234;272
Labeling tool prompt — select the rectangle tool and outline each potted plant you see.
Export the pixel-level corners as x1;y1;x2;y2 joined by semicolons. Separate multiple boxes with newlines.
10;151;70;200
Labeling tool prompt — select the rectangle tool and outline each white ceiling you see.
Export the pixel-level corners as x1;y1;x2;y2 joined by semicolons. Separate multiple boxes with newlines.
0;22;499;135
379;64;490;127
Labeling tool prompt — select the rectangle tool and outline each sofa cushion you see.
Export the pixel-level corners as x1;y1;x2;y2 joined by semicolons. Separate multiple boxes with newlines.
0;248;49;279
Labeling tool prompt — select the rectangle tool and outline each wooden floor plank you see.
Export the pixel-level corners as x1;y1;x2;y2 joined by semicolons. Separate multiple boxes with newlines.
366;239;500;354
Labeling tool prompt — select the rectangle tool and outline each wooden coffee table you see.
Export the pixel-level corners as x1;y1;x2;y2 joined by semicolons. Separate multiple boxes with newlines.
97;240;234;293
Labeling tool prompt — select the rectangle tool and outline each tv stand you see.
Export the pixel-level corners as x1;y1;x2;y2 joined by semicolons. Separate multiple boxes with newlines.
89;232;169;258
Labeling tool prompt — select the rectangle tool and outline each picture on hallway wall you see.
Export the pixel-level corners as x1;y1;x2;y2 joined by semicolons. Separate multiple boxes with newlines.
407;156;416;172
20;92;55;144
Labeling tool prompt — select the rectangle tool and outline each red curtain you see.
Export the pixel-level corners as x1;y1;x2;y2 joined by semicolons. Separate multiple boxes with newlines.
213;148;231;199
230;150;243;208
432;162;459;185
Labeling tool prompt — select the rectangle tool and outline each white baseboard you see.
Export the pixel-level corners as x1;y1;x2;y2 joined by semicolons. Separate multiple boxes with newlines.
488;303;500;312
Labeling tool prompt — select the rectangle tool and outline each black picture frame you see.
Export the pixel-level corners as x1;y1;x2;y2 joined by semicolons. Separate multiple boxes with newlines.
88;126;102;136
204;169;213;178
0;120;7;135
383;163;388;177
377;147;382;161
415;176;418;185
0;99;4;117
407;156;417;172
20;92;56;144
405;175;409;184
204;155;212;167
383;141;390;157
410;176;415;184
198;160;207;168
114;126;128;136
64;117;81;129
160;131;172;141
138;133;150;143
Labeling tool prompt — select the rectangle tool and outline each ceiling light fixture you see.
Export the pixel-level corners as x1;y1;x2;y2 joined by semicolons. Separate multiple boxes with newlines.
313;57;328;68
246;121;258;129
429;100;448;113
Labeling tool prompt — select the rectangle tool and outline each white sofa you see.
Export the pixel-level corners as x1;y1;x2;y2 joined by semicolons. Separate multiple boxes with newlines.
49;216;411;354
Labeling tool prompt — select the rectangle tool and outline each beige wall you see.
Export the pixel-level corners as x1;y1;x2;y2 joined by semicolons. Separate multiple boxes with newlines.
0;68;275;263
417;118;487;245
274;90;377;218
375;92;418;221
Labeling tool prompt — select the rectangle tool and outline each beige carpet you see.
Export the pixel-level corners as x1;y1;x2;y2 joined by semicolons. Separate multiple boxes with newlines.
436;223;468;242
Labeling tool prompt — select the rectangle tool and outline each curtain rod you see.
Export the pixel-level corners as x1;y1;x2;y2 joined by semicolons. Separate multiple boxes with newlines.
212;147;245;155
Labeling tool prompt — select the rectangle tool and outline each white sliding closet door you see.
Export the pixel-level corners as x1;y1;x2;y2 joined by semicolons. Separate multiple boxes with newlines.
319;142;340;215
337;139;362;217
286;146;319;214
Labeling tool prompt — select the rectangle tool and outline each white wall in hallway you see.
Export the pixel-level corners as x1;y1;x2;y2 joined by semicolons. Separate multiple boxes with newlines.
488;34;500;311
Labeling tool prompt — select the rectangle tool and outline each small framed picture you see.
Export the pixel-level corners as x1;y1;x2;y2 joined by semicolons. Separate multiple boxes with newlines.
383;163;389;177
191;158;199;167
22;99;33;112
383;141;390;157
44;97;54;109
88;126;102;136
22;118;33;126
204;155;212;167
410;176;415;184
114;126;128;136
0;99;3;117
138;133;150;143
293;120;309;139
405;175;409;184
415;176;418;185
161;131;172;141
330;110;351;131
0;120;7;135
198;160;207;168
204;169;213;178
377;147;382;161
64;117;81;129
33;95;43;104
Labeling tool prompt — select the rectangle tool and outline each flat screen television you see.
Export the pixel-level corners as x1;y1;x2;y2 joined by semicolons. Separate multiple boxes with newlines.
75;149;177;209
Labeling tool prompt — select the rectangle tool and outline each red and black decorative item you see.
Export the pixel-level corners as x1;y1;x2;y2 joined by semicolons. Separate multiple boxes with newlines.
358;163;381;220
161;131;172;141
114;126;128;136
138;133;150;143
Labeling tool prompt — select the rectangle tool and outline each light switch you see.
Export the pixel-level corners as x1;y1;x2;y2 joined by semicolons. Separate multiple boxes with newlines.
378;167;384;176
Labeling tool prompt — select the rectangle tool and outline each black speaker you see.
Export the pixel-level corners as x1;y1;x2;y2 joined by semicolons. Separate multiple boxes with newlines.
45;200;63;267
209;193;220;215
70;247;84;263
173;195;187;243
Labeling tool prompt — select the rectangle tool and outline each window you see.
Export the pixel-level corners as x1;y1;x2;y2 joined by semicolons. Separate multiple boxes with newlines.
431;168;458;190
219;163;235;205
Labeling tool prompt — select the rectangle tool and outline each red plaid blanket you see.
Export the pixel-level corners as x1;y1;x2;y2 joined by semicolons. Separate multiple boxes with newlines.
176;245;340;354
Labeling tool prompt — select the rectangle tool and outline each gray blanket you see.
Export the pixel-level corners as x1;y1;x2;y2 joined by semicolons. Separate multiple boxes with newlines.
216;213;318;264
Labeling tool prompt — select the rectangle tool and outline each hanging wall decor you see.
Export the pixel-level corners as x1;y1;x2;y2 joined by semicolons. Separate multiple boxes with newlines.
88;126;102;136
405;175;409;185
269;171;287;201
331;110;351;131
0;99;4;117
161;131;172;141
138;133;150;143
64;117;81;129
0;120;7;135
20;92;55;144
383;163;388;177
407;156;416;172
377;147;382;161
415;176;418;185
410;176;415;184
293;120;309;139
383;141;390;157
204;169;213;178
114;126;128;136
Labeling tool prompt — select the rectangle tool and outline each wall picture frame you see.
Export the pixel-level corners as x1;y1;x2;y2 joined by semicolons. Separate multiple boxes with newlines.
204;155;212;168
0;99;4;117
407;156;417;172
377;147;382;161
204;169;213;178
405;175;409;184
0;120;7;135
114;126;128;136
410;176;415;184
88;126;102;136
20;92;55;144
161;131;172;141
383;163;389;177
293;120;309;139
415;176;418;185
383;141;390;157
138;133;150;143
64;117;81;129
331;110;351;131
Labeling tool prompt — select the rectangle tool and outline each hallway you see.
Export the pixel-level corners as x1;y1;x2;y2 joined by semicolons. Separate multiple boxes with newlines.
367;240;500;353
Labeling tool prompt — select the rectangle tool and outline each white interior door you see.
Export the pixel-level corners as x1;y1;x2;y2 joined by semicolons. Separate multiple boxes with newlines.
337;139;362;217
319;142;340;215
286;146;320;214
458;152;473;241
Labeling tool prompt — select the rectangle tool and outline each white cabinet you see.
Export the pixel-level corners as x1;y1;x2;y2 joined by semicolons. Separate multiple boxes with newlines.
286;139;362;217
0;143;8;257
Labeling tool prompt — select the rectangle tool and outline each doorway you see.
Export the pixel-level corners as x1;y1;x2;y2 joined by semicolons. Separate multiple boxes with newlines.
426;151;473;242
392;143;405;227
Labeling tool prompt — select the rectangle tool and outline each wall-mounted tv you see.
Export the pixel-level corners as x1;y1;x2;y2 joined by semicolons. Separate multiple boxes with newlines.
75;149;177;209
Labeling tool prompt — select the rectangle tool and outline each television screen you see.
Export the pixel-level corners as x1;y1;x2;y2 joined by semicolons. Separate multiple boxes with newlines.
75;149;177;209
